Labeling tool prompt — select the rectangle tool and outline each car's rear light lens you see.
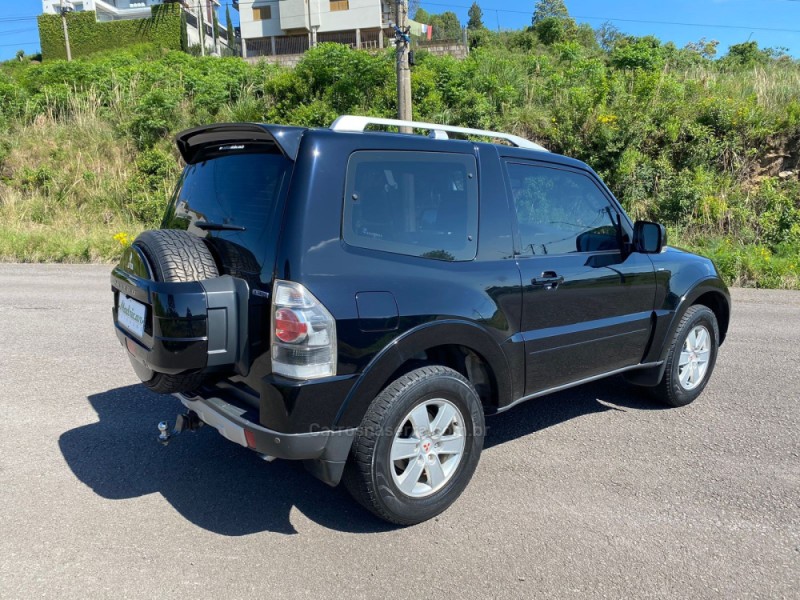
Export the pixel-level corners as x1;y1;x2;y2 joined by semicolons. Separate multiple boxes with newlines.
274;308;308;343
271;280;337;379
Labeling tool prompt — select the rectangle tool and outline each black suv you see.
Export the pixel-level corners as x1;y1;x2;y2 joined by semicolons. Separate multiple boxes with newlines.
111;116;730;525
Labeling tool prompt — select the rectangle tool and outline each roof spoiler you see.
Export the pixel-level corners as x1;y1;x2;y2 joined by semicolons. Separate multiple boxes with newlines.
175;123;307;164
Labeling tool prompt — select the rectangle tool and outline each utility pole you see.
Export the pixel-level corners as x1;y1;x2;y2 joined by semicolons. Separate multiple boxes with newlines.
394;0;412;132
60;0;72;61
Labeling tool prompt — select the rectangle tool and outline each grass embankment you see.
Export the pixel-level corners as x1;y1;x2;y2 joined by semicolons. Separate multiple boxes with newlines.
0;111;143;262
0;35;798;287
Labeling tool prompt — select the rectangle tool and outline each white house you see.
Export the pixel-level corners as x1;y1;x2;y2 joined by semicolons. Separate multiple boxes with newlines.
41;0;229;53
42;0;167;22
237;0;392;58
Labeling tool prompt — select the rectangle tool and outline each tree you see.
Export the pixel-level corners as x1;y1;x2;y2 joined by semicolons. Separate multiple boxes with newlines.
531;0;570;26
212;7;220;47
596;21;623;52
531;0;576;45
413;7;430;22
722;41;769;67
431;11;463;40
15;49;25;61
685;38;719;60
225;5;234;45
467;2;484;30
180;9;188;52
534;17;566;45
610;35;665;70
415;10;463;41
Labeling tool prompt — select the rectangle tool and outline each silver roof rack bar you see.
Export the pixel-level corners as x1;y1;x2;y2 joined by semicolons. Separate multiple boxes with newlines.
330;115;548;152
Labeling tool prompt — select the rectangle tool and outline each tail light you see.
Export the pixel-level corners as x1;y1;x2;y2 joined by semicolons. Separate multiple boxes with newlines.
271;280;337;379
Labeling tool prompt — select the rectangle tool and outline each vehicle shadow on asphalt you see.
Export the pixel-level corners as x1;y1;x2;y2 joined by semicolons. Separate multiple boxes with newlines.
59;379;662;535
483;375;665;449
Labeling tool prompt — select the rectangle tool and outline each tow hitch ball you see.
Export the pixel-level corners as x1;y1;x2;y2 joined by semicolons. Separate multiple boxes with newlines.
157;411;204;445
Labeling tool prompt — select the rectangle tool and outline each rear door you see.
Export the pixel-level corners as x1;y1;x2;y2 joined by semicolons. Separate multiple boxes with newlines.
504;160;656;394
162;145;294;362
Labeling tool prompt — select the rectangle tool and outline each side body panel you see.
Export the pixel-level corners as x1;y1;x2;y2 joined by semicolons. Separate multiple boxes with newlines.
265;133;524;431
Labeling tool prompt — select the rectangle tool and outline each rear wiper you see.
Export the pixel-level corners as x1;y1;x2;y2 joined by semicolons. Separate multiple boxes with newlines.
195;221;246;231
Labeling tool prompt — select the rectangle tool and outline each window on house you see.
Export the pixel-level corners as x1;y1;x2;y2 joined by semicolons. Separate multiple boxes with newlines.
253;5;272;20
330;0;350;11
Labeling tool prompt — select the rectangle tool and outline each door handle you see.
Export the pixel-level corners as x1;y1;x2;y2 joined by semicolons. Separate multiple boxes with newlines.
531;271;564;290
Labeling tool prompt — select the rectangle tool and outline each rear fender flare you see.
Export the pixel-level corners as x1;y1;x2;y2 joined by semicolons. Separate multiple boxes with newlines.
333;320;512;429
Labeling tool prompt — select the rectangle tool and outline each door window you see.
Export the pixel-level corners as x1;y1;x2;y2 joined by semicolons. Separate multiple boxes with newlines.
505;163;620;256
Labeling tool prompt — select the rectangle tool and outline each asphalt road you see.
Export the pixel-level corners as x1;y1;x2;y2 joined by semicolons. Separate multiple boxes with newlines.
0;264;798;599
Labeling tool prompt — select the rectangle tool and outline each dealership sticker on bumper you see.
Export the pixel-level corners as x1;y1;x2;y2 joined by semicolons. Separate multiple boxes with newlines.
118;295;146;338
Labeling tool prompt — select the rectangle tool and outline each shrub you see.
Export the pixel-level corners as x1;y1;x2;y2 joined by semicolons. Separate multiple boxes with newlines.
128;88;182;149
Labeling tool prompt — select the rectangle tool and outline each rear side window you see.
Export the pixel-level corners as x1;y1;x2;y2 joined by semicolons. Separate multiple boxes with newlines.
505;162;620;256
343;151;479;261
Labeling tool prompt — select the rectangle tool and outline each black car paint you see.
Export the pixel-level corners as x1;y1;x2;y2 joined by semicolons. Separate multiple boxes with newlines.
113;123;730;462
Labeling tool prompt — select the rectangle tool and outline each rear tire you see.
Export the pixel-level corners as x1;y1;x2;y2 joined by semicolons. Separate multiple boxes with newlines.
131;229;219;395
343;366;484;525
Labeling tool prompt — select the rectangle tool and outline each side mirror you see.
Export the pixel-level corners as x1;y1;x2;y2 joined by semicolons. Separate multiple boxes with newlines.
633;221;666;254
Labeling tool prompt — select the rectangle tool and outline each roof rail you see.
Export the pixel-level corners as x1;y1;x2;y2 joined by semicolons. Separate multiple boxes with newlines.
329;115;548;152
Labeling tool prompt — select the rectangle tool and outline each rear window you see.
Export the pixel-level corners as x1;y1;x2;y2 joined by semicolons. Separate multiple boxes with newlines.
343;151;479;262
162;148;291;271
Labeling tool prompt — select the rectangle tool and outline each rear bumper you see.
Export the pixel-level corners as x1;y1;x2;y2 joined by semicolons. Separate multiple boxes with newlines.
175;391;357;485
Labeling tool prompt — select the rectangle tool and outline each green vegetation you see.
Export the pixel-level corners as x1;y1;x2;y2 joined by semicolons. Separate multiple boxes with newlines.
37;4;181;61
467;3;484;31
1;4;799;287
413;8;464;42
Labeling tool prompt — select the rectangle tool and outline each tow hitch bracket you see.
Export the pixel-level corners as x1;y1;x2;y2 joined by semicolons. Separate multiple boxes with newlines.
157;411;204;445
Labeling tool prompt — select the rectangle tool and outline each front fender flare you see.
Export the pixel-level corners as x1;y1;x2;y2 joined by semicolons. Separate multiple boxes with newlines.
645;276;731;364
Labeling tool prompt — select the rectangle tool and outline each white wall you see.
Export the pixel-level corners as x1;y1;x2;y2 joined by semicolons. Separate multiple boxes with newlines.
42;0;165;18
240;0;285;39
42;0;97;15
279;0;312;32
317;0;383;33
240;0;384;40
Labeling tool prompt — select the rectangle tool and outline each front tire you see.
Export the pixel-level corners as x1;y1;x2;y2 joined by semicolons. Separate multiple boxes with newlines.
653;305;719;407
343;366;484;525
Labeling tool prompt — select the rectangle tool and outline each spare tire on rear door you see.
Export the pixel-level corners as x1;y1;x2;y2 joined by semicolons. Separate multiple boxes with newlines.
132;229;219;394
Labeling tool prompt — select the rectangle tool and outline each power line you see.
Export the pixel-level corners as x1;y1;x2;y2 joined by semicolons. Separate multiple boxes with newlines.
0;27;38;35
0;41;40;47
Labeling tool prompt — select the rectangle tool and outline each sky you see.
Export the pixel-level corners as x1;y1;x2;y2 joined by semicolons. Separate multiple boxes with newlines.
1;0;800;61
